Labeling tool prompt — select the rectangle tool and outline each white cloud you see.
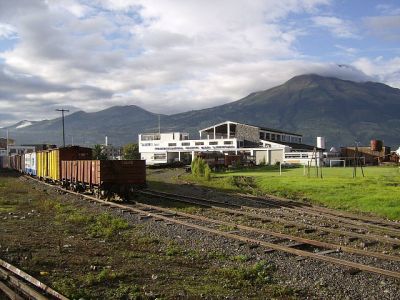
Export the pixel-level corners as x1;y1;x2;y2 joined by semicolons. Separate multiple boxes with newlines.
0;23;18;39
335;44;358;55
0;0;398;127
352;56;400;88
312;16;358;38
376;4;400;15
364;15;400;41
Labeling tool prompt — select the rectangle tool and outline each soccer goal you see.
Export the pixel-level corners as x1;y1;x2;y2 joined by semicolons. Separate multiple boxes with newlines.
329;159;346;167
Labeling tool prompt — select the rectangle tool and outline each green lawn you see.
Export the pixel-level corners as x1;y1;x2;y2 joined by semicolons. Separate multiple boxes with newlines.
188;166;400;220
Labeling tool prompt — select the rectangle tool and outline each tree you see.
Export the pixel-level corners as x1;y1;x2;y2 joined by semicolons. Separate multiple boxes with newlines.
93;144;107;160
123;143;140;159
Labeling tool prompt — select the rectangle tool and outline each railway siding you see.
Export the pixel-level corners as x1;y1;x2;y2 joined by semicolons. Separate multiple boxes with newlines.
1;170;400;299
0;171;301;299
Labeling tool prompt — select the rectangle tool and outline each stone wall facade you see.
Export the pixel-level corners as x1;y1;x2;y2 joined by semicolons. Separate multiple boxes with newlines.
235;124;259;143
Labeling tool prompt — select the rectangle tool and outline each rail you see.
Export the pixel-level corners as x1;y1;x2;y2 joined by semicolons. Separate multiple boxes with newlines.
21;176;400;280
0;258;69;300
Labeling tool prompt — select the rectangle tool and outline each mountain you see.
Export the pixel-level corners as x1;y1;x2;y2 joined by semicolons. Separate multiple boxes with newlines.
3;74;400;147
4;120;37;130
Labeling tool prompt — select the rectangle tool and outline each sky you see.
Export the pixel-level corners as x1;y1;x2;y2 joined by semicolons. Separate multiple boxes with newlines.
0;0;399;127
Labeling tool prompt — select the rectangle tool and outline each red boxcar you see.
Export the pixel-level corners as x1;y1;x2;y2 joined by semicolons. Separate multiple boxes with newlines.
61;160;146;199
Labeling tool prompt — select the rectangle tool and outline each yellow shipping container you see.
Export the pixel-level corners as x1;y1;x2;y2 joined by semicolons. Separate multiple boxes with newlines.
48;149;60;181
36;151;49;178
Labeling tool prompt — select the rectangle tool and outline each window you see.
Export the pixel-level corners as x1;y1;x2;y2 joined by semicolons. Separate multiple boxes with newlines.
271;134;276;140
276;135;281;141
209;141;218;145
224;141;233;145
265;133;270;140
154;153;166;160
141;143;152;147
182;142;190;146
168;143;177;146
195;142;204;145
141;134;160;141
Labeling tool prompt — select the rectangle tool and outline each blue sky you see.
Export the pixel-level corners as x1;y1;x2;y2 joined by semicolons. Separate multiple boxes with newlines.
0;0;399;126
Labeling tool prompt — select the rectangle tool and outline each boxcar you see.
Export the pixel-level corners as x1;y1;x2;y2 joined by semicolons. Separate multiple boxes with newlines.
36;150;49;179
9;154;23;172
20;154;25;173
44;146;92;182
0;156;9;169
25;152;37;176
61;159;146;199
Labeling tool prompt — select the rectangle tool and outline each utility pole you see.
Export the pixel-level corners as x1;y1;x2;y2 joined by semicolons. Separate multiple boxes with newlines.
56;109;69;147
158;114;161;135
6;129;9;156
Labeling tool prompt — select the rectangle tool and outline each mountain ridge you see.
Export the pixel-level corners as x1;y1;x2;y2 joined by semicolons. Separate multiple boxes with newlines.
3;74;400;148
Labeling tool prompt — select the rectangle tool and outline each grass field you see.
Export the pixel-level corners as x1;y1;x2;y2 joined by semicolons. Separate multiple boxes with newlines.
186;166;400;220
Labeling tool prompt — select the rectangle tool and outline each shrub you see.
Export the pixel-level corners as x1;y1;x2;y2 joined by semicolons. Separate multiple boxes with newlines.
204;164;212;181
191;157;212;180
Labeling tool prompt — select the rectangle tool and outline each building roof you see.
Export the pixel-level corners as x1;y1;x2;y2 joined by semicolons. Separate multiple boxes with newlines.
257;125;302;137
278;141;324;151
199;120;302;137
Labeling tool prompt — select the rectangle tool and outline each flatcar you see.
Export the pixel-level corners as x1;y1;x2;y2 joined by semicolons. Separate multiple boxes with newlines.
61;159;146;199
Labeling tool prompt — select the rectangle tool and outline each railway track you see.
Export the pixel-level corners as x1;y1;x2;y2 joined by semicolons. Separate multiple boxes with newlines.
140;190;400;246
22;176;400;280
151;189;400;234
237;193;400;236
0;258;68;300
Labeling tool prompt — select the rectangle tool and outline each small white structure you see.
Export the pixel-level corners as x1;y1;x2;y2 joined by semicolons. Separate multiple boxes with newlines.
396;147;400;156
317;137;325;149
139;121;324;166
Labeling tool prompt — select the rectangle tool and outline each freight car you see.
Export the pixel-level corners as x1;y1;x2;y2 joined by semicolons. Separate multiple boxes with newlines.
5;145;146;201
9;154;24;172
61;160;146;199
37;146;92;181
24;152;37;176
195;152;245;170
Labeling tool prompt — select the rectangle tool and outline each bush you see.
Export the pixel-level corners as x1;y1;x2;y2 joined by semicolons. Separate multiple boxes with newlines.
191;157;199;177
204;164;212;181
191;157;212;180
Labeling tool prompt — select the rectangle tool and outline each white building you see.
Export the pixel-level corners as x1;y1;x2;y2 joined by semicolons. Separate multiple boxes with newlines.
139;121;324;166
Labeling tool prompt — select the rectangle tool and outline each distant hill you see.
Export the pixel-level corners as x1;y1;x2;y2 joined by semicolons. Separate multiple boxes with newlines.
3;74;400;148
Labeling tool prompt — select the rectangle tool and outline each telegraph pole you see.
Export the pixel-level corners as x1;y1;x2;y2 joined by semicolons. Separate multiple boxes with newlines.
6;129;9;156
56;109;69;147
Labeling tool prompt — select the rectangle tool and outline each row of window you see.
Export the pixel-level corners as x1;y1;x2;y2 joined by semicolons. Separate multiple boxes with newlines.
141;134;161;141
165;141;234;147
285;154;310;158
259;131;302;143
